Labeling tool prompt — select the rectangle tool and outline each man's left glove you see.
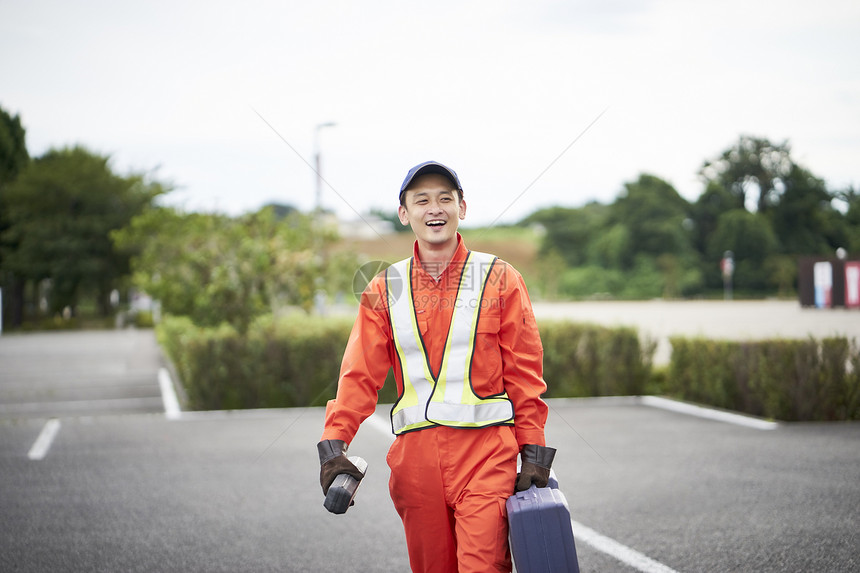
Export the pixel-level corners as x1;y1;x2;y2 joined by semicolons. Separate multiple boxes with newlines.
317;439;365;496
515;444;557;492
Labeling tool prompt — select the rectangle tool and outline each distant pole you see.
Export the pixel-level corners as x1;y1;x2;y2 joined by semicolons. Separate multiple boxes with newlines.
314;122;337;213
0;287;3;335
721;251;734;301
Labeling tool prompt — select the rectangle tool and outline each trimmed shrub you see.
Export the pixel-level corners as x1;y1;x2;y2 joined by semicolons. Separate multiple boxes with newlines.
158;315;655;411
158;314;355;410
159;312;859;421
667;336;860;421
540;321;655;398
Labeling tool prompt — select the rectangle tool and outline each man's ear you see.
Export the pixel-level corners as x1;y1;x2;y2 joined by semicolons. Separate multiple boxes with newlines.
398;204;410;226
459;198;467;220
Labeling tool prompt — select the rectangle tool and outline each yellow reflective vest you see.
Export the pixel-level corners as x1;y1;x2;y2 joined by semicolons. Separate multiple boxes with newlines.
387;251;515;435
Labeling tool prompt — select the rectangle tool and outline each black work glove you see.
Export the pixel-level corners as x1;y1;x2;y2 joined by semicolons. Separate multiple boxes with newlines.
515;444;557;492
317;439;365;496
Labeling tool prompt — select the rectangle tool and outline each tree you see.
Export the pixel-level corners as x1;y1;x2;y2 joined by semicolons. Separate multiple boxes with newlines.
768;164;835;256
113;206;358;332
706;210;778;291
261;202;299;219
0;106;31;327
607;174;704;296
0;107;29;187
587;223;630;269
689;180;741;255
697;135;850;293
834;186;860;254
700;135;794;214
521;203;609;268
607;174;694;267
1;146;165;321
524;176;704;299
521;135;846;299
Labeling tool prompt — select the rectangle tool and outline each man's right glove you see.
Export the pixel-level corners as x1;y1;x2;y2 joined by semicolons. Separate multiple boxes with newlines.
317;439;365;496
515;444;557;492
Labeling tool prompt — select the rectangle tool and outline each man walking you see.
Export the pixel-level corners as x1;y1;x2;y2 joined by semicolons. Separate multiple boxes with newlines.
318;161;555;572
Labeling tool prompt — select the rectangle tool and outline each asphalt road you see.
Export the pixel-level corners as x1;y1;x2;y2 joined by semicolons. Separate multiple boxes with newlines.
1;313;859;572
0;329;164;418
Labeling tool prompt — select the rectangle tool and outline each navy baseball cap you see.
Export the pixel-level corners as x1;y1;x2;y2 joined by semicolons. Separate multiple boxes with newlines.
399;161;463;200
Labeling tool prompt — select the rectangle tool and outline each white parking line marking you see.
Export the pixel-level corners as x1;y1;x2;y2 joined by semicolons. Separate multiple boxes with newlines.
641;396;778;430
28;419;61;460
366;413;681;573
158;368;182;420
571;519;680;573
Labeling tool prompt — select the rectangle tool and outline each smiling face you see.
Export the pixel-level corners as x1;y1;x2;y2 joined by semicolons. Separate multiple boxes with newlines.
398;173;467;249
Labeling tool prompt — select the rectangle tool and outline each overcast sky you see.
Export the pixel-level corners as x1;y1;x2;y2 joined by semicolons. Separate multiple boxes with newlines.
2;0;858;226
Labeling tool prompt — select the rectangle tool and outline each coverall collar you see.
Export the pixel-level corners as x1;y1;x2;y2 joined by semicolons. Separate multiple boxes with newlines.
412;232;468;282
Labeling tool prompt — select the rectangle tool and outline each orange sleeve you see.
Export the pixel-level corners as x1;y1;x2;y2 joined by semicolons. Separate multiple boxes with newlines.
320;277;393;444
497;263;549;448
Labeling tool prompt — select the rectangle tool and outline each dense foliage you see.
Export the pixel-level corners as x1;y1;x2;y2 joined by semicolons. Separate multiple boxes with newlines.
0;105;356;330
523;135;859;300
3;103;857;329
112;206;358;332
0;143;165;325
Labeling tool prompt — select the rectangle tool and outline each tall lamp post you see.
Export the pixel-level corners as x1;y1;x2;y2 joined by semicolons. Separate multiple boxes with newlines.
314;122;337;213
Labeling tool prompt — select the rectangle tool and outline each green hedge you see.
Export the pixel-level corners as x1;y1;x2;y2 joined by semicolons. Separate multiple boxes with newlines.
157;315;654;411
667;337;860;421
158;314;860;422
539;321;655;398
158;314;356;410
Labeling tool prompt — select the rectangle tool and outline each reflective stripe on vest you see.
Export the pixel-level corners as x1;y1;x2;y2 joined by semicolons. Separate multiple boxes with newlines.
387;251;515;435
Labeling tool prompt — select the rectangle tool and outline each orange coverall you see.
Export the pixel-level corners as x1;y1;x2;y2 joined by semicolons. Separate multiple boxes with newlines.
322;235;549;572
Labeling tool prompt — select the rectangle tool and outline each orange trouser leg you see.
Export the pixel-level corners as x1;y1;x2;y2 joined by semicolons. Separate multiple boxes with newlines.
387;425;518;573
